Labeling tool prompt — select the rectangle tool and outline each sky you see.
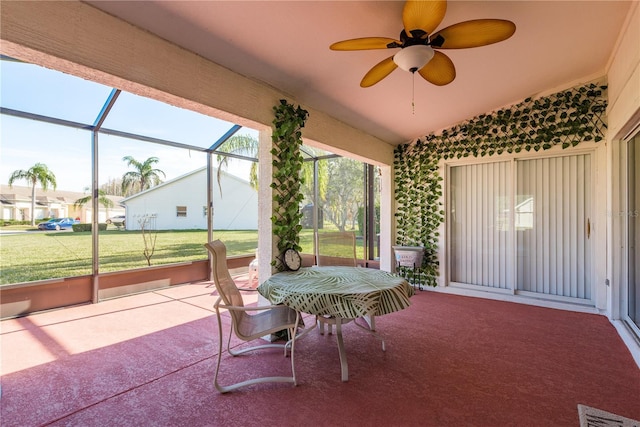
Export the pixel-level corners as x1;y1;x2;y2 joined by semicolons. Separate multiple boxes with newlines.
0;59;257;193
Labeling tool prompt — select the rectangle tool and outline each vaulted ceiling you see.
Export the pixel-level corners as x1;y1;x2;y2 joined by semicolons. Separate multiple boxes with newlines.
87;1;632;146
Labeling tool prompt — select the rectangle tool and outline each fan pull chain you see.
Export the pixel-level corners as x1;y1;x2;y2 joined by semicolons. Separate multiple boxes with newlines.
412;72;416;115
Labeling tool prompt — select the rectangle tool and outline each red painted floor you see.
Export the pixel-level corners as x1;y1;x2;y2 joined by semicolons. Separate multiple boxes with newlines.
2;274;639;426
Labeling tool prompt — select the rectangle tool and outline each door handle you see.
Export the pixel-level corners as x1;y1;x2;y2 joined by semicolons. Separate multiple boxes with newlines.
587;218;591;239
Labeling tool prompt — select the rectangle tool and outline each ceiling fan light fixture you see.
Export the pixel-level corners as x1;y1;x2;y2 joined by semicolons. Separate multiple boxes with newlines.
393;45;435;73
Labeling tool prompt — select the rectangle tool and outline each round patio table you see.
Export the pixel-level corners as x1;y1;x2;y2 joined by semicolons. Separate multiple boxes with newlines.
258;266;413;381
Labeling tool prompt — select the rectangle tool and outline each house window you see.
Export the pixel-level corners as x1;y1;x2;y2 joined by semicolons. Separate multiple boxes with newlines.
176;206;187;217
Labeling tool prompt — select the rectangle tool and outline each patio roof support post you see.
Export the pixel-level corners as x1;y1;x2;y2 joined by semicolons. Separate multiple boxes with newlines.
258;129;276;289
379;165;394;272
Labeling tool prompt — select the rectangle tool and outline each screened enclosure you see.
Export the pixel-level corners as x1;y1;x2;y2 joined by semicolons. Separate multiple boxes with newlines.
0;57;380;315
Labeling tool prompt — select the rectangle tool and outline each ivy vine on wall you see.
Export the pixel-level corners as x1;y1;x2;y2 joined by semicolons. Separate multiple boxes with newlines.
394;82;608;287
271;99;309;270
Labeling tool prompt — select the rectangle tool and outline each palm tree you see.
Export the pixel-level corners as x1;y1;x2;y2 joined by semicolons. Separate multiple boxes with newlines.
216;135;329;205
8;163;57;226
121;156;166;196
215;134;259;195
73;189;115;220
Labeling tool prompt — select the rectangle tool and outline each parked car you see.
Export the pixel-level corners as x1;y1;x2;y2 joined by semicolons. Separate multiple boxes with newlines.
106;215;125;226
37;217;79;231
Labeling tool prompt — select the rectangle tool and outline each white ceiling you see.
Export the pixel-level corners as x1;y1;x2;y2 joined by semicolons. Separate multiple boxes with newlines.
87;1;632;146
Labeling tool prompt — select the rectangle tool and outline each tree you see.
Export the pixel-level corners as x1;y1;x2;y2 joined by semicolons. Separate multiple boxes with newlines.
300;147;328;203
8;163;57;226
217;136;348;230
138;215;158;266
121;156;166;196
215;135;335;203
299;153;364;232
73;189;115;219
319;158;364;231
99;177;125;196
215;134;259;195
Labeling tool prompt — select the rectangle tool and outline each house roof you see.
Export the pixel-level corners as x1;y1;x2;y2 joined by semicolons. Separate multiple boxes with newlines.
0;184;124;206
120;166;252;203
86;1;634;145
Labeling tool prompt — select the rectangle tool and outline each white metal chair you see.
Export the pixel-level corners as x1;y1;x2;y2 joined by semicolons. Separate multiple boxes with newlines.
315;231;357;267
314;233;383;348
315;231;363;335
205;240;301;393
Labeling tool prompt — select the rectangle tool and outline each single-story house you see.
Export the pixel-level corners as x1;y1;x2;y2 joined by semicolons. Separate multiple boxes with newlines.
121;166;257;230
0;184;124;223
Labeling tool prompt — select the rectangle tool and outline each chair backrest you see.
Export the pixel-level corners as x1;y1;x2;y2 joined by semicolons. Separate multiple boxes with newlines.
204;240;244;310
316;231;357;267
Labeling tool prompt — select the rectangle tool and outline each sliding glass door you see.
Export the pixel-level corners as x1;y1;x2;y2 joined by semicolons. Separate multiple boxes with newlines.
627;133;640;329
517;155;592;299
449;153;594;302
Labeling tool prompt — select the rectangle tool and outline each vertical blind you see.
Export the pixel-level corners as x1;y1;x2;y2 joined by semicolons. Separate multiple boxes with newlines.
450;154;592;301
450;161;511;288
517;155;591;299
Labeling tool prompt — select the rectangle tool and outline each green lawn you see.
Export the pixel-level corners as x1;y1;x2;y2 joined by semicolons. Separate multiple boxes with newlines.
0;226;369;285
0;228;320;285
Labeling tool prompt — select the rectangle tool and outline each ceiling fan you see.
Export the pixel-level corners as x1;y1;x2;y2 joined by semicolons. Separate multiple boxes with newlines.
330;0;516;87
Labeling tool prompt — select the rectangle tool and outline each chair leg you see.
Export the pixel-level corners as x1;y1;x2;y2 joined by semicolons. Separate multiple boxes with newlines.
213;308;299;393
213;309;228;393
290;317;299;385
316;315;334;335
364;315;376;331
283;326;294;357
317;317;325;335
